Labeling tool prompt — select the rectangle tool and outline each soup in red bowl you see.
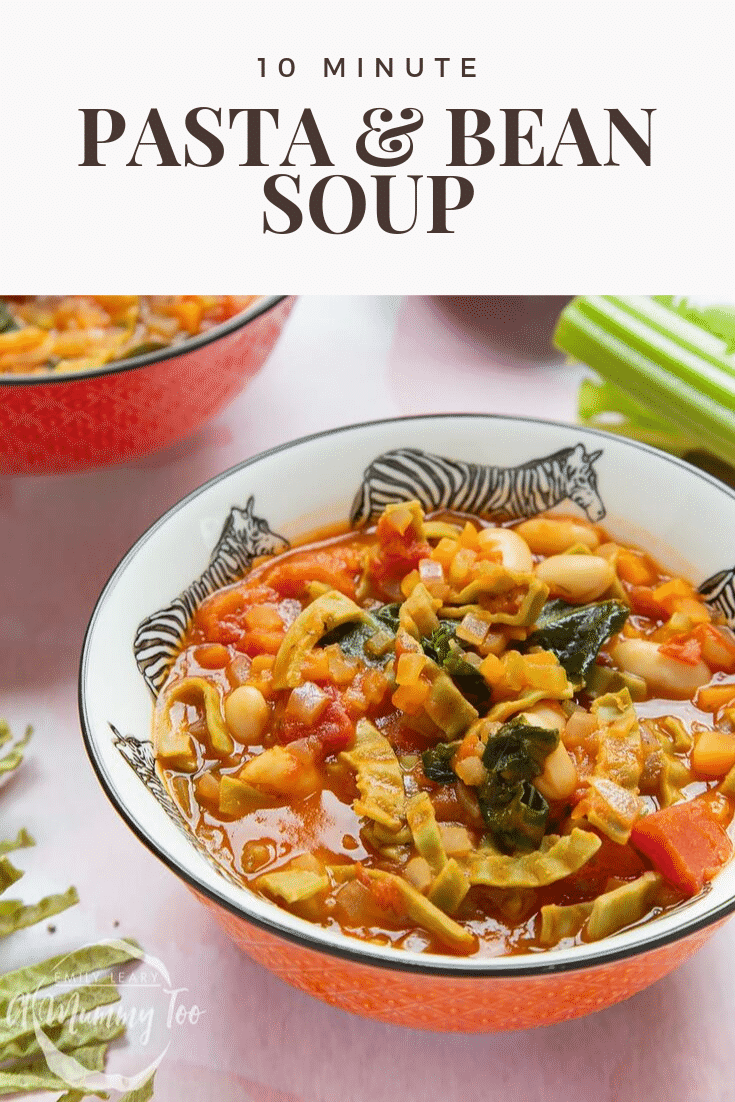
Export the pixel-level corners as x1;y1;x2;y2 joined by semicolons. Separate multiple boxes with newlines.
0;294;294;475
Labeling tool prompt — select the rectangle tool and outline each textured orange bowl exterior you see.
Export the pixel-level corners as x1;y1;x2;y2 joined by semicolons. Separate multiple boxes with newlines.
0;297;294;475
198;891;725;1031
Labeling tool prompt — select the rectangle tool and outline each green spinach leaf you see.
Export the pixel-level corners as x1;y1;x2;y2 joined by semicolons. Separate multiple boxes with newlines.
526;599;629;683
319;603;398;667
478;717;558;853
423;622;492;713
421;742;459;784
478;779;550;853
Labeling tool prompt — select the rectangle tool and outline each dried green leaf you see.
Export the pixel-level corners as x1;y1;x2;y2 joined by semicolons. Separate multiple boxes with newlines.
0;859;24;895
0;727;33;777
0;829;35;856
0;1042;109;1096
1;1012;123;1063
0;939;141;1004
0;975;119;1053
0;887;79;938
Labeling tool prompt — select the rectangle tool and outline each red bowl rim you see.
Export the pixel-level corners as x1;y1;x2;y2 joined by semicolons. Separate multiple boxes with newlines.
0;295;289;387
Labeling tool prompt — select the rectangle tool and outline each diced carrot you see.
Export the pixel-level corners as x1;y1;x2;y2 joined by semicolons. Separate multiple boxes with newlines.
653;578;695;613
400;570;420;597
696;683;735;713
617;550;657;586
360;668;391;707
193;643;230;669
431;538;458;569
396;652;427;686
243;605;283;631
630;800;732;896
300;649;331;681
250;654;275;676
240;630;284;656
457;522;480;551
669;597;712;624
172;299;203;334
392;680;431;714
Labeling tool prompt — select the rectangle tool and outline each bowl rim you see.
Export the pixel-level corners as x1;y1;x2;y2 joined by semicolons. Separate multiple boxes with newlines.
79;412;735;977
0;295;289;387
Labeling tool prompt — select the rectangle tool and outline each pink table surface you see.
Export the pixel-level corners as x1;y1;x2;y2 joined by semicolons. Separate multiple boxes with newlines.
2;297;734;1102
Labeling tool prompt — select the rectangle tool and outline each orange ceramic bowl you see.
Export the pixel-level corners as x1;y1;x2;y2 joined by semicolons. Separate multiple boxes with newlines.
80;415;735;1031
0;295;294;475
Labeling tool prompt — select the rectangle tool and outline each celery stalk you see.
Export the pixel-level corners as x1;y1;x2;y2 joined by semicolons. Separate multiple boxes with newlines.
554;296;735;466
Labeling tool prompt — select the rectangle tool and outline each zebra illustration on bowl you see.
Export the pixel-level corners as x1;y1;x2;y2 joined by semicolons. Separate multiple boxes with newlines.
134;497;288;697
351;442;606;526
699;566;735;629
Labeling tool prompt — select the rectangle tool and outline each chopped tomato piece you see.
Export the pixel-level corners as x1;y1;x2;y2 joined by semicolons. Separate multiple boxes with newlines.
659;634;703;665
195;584;281;645
631;800;732;896
695;623;735;673
264;548;360;599
370;878;407;916
628;586;667;621
277;685;354;755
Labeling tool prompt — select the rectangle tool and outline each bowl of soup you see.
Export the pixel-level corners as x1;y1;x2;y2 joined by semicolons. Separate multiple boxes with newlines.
0;295;294;474
80;414;735;1031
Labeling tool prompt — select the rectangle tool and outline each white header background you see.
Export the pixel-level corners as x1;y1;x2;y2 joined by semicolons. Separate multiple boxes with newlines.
2;0;733;292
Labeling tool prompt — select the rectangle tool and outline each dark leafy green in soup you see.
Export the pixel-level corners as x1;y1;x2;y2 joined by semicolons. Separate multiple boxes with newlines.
153;504;735;957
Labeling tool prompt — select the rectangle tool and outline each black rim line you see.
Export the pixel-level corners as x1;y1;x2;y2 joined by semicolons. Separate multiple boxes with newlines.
78;412;735;978
1;296;287;387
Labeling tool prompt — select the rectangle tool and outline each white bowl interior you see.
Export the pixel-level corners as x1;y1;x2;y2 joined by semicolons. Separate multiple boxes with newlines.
81;415;735;973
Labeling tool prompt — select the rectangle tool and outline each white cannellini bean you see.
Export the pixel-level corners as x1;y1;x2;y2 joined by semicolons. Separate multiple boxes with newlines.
518;703;566;733
534;742;578;802
520;703;577;800
477;526;533;573
515;517;600;555
611;638;711;698
224;685;270;744
535;554;614;602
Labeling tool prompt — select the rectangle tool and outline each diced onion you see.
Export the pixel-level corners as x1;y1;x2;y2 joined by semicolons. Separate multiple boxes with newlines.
284;681;329;726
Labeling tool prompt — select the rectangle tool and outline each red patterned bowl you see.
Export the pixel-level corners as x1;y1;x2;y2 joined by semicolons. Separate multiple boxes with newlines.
0;295;294;475
80;415;735;1031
